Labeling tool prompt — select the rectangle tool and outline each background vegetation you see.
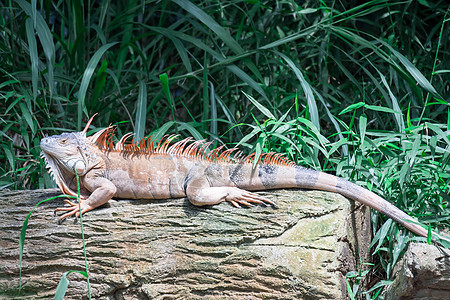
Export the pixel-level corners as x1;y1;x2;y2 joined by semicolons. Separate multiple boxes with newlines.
1;0;449;298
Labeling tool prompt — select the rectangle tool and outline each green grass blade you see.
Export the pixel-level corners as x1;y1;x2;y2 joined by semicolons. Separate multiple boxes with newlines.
209;82;217;138
19;101;35;135
359;113;367;146
151;121;176;143
3;145;15;172
242;91;275;120
159;73;177;126
171;36;192;73
276;51;319;130
54;270;88;300
25;18;38;101
173;0;243;55
135;80;147;141
178;122;204;140
364;105;400;114
226;65;269;101
339;102;365;115
378;71;405;132
77;42;118;130
382;41;439;96
16;0;55;96
202;56;209;133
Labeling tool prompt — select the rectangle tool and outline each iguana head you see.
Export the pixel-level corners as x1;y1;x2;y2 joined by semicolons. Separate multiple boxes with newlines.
40;115;101;196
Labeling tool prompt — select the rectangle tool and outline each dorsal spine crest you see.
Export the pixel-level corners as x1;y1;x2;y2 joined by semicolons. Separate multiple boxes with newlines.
88;125;295;167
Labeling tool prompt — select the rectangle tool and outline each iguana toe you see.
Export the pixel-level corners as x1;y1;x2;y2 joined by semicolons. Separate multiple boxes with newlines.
55;199;94;220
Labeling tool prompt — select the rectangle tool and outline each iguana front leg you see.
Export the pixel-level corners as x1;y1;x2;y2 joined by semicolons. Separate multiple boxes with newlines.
186;177;276;208
55;174;117;220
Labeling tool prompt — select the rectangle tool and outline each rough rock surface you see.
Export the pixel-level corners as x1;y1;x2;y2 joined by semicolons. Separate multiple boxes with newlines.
384;242;450;300
0;188;371;299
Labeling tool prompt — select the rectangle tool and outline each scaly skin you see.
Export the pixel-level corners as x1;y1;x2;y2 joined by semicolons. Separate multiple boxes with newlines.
40;119;447;243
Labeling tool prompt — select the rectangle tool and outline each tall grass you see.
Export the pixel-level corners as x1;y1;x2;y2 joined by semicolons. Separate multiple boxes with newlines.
1;0;449;297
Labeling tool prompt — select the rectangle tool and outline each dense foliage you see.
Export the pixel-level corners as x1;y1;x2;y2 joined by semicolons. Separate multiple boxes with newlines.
1;0;449;297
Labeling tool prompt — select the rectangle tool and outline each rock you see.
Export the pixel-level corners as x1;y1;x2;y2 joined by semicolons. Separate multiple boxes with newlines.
0;188;371;299
384;242;450;300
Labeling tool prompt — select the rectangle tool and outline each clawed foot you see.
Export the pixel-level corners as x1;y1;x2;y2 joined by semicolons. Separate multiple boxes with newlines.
55;199;95;220
225;188;278;209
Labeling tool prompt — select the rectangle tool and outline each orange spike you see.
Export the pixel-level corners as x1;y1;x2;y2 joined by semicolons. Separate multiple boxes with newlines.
212;145;225;162
168;137;190;154
176;138;193;155
206;147;218;162
157;135;176;153
155;135;167;152
88;126;110;143
265;152;275;163
218;148;237;162
139;136;146;150
233;151;243;163
244;152;256;163
199;141;213;160
97;127;113;150
274;154;283;165
82;113;98;134
115;133;133;150
182;141;195;156
186;140;204;157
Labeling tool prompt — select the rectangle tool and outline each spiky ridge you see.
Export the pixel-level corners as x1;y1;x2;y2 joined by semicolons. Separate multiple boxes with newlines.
88;126;296;167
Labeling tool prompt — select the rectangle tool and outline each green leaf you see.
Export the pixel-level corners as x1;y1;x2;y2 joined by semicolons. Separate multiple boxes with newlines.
364;105;401;114
135;80;148;141
276;51;319;130
173;0;244;55
151;121;176;143
378;70;405;131
359;113;367;146
170;36;192;73
371;219;393;253
19;102;36;134
77;42;118;130
242;91;275;120
3;145;14;171
16;0;55;96
177;122;203;140
54;270;89;300
25;18;38;101
346;278;355;300
160;73;177;125
339;102;365;115
382;42;439;96
91;59;108;105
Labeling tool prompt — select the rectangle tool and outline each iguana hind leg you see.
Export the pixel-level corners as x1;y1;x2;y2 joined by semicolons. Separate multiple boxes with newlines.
187;185;276;208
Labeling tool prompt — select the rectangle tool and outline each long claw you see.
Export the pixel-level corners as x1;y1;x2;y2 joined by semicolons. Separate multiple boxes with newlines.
63;199;77;206
229;200;241;208
241;191;277;208
236;199;254;207
224;188;277;209
59;207;80;220
55;199;94;220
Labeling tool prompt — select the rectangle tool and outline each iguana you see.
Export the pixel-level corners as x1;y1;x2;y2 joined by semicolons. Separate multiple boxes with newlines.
40;115;438;241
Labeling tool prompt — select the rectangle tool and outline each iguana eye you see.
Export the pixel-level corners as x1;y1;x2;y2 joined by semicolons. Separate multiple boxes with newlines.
60;138;68;144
